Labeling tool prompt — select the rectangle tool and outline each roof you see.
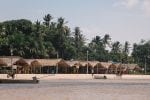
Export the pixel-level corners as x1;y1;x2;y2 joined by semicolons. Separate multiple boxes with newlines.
100;62;112;68
79;61;88;67
31;60;42;67
127;64;141;70
35;59;63;66
65;61;79;67
0;59;7;66
88;61;100;67
0;56;21;67
14;59;35;66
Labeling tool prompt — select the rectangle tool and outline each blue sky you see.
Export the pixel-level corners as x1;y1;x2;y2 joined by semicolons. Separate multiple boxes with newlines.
0;0;150;45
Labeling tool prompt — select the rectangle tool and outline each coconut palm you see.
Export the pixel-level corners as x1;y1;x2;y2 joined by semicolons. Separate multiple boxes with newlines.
73;27;85;59
103;34;111;48
43;14;53;27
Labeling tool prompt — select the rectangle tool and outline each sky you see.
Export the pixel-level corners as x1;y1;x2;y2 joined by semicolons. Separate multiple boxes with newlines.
0;0;150;45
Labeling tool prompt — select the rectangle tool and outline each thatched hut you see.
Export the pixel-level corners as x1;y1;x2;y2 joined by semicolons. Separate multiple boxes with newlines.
0;59;7;73
126;64;141;74
0;56;21;66
107;63;141;74
100;62;112;69
77;61;93;74
34;59;69;74
117;64;130;74
0;56;20;73
88;61;99;74
14;59;34;74
66;61;100;74
93;62;106;74
107;63;120;74
30;60;42;74
0;59;7;66
14;58;29;66
65;61;80;73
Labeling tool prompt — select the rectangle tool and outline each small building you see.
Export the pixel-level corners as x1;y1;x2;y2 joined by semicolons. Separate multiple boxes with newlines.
0;56;20;74
33;59;69;74
127;64;142;74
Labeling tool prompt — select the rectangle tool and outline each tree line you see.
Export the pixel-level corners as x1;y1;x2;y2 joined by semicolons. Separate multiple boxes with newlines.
0;14;149;71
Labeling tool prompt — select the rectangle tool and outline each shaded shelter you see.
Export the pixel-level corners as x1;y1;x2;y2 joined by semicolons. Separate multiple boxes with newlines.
14;59;34;74
126;64;142;74
0;56;21;73
34;59;69;74
65;61;81;73
108;63;119;74
117;64;128;74
78;61;92;74
88;61;100;74
93;62;109;74
31;60;42;74
0;59;7;66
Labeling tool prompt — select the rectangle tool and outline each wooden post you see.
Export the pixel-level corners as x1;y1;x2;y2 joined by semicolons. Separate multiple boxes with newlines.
97;64;98;74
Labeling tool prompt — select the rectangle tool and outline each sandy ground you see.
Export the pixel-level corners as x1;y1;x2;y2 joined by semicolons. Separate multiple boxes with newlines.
0;79;150;100
1;74;150;80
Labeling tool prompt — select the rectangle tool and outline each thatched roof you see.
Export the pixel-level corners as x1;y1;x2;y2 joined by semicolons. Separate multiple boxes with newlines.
66;61;94;67
100;62;112;68
31;60;42;67
108;63;121;69
35;59;61;66
78;61;89;67
35;59;69;67
88;61;100;67
58;59;70;67
127;64;141;70
66;61;103;68
66;60;96;68
0;56;21;67
64;61;86;67
0;59;7;66
13;58;70;67
65;61;79;67
114;63;121;67
14;59;34;66
67;61;111;68
108;64;117;69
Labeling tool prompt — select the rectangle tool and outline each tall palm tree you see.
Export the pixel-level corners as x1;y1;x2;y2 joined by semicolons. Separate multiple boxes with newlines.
111;41;121;53
55;17;69;58
73;27;85;59
124;41;130;55
43;14;53;27
103;34;111;48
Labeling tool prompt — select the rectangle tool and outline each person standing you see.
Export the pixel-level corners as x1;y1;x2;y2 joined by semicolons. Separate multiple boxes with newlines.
92;68;94;78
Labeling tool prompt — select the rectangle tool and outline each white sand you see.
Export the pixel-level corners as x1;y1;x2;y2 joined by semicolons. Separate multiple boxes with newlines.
1;74;150;80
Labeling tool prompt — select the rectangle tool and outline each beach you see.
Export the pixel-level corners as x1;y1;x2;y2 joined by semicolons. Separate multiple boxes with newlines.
0;75;150;100
1;74;150;80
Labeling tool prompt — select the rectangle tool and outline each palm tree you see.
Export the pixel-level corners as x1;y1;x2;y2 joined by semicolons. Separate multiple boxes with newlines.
103;34;111;47
73;27;85;59
123;41;130;55
43;14;53;27
111;41;121;53
55;17;69;58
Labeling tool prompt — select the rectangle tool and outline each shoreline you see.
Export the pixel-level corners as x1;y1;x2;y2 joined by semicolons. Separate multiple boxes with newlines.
1;74;150;80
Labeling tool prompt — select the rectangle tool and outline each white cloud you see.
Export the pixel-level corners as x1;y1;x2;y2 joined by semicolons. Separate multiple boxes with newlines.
113;0;139;8
122;0;139;8
114;0;150;16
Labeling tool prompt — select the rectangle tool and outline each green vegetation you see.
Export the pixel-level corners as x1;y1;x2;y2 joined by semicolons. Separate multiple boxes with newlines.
0;14;150;72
